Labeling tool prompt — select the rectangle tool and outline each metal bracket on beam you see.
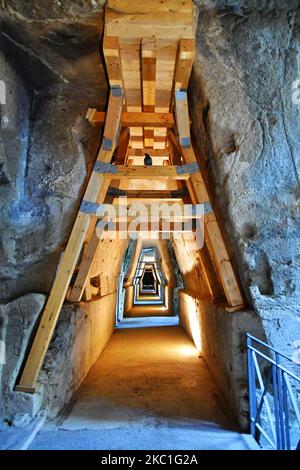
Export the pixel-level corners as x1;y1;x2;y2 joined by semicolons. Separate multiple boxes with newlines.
79;200;99;215
107;187;127;197
111;85;123;97
102;138;113;151
203;202;213;215
176;162;200;175
180;137;191;149
176;90;187;100
93;161;118;174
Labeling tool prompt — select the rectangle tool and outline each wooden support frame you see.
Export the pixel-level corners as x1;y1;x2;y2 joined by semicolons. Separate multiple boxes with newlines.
15;87;124;393
87;110;175;128
17;0;245;395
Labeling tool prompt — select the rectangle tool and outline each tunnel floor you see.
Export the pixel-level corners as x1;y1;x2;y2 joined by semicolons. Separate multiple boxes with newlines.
29;320;257;450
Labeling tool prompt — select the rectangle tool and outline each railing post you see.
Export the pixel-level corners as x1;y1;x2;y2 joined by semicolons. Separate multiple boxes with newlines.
276;352;286;450
272;362;281;450
282;372;291;450
247;335;257;437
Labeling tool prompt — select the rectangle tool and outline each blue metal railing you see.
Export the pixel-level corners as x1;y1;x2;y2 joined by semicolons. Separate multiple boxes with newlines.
246;334;300;450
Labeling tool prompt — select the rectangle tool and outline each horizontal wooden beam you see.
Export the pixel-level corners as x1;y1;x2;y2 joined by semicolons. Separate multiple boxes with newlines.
87;109;175;128
107;188;189;199
97;222;196;234
127;149;170;157
81;202;205;220
97;164;192;181
113;197;183;204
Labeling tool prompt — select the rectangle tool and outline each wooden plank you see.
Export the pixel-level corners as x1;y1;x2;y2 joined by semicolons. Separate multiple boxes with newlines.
174;91;245;309
119;37;143;148
91;203;203;220
174;39;195;91
113;197;183;204
142;38;156;147
87;111;175;128
99;222;195;235
103;36;123;87
106;1;194;40
111;189;187;199
68;230;100;302
103;165;190;181
127;156;169;166
167;130;182;165
16;89;124;392
154;39;178;149
115;128;129;164
126;148;170;157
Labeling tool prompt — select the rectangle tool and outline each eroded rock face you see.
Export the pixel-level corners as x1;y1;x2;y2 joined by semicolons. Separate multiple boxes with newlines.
0;0;107;301
0;293;46;424
190;5;300;356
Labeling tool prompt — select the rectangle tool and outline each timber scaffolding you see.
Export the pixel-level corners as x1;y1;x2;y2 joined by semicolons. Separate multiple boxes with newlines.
16;0;245;393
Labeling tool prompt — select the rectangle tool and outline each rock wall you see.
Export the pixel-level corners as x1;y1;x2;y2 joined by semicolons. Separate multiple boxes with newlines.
190;0;300;357
0;1;107;301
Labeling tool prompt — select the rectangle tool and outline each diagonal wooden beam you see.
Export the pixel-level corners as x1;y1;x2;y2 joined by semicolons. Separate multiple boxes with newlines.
116;128;130;164
174;90;245;309
142;38;156;148
15;87;124;393
174;39;195;92
68;230;100;302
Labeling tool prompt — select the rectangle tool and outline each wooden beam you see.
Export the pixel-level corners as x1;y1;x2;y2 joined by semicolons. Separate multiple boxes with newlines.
68;230;100;302
105;1;195;41
15;88;124;393
126;156;169;166
115;128;129;164
113;197;183;204
126;148;170;157
103;36;123;87
167;130;182;165
102;165;191;181
109;188;188;199
99;222;195;235
142;38;156;147
90;203;203;220
174;90;245;309
174;39;195;91
87;110;175;128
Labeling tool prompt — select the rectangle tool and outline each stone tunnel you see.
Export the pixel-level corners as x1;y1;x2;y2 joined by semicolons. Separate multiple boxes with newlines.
0;0;300;451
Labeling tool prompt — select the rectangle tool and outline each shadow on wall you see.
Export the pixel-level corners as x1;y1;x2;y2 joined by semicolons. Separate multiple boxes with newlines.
179;289;267;431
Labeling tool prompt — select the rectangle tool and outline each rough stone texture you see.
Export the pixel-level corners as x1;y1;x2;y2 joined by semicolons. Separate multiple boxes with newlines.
190;2;300;359
0;294;46;424
0;1;107;301
0;291;118;423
